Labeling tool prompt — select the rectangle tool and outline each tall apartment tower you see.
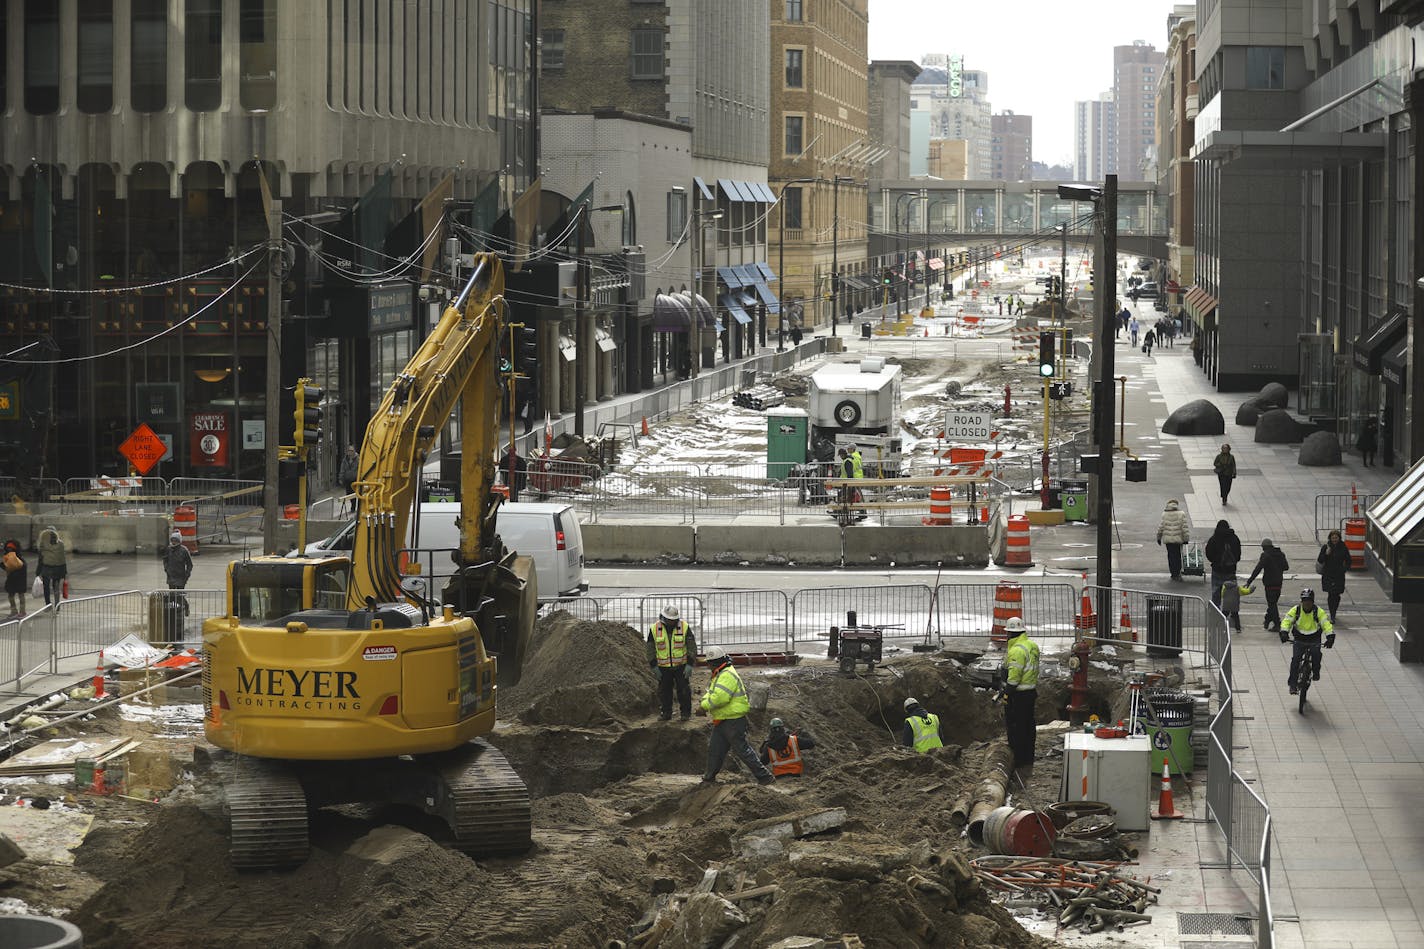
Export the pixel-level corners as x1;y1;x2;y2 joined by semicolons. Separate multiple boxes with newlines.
1073;94;1115;182
1114;41;1165;179
990;111;1033;181
911;56;991;178
769;0;872;331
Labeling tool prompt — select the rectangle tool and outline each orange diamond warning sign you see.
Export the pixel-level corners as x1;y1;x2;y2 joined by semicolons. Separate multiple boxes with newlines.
118;423;166;475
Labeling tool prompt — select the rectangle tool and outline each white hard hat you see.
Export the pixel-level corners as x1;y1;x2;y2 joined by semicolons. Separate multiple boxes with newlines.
1005;617;1027;634
704;646;728;664
903;697;919;711
660;605;681;622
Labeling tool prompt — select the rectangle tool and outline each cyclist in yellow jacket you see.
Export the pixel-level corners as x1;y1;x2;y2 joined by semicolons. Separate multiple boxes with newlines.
696;647;775;786
1280;588;1334;695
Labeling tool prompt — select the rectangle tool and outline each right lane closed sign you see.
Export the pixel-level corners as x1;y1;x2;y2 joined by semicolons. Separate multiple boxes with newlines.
943;411;992;440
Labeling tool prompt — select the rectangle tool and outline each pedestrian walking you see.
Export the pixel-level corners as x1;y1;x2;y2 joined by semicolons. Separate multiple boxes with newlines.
1357;418;1379;467
646;605;697;721
339;445;359;516
1246;538;1289;631
1316;529;1351;624
1205;519;1242;611
1156;499;1190;580
1142;326;1155;355
162;531;194;615
1129;316;1140;347
36;526;68;605
900;697;945;753
2;540;27;618
759;717;816;777
695;647;775;786
1213;444;1237;504
1117;306;1130;339
1000;617;1040;779
1218;578;1244;633
1190;332;1203;366
1280;588;1334;694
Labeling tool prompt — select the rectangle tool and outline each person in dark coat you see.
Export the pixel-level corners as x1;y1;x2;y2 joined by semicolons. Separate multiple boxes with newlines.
1357;418;1379;467
1316;529;1352;624
1204;520;1242;612
3;539;27;618
1213;444;1237;505
1245;538;1290;631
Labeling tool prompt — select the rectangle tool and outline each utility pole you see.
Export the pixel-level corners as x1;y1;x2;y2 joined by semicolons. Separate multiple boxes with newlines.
831;177;841;336
261;198;282;554
1095;176;1118;641
574;202;589;437
1059;224;1068;315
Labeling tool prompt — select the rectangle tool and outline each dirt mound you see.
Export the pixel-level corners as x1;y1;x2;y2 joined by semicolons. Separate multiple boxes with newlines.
502;612;650;726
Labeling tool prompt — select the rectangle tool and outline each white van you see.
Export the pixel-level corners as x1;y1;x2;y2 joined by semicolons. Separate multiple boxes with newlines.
292;501;586;597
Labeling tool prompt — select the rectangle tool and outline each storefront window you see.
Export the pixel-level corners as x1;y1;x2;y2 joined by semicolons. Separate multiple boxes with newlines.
132;0;168;112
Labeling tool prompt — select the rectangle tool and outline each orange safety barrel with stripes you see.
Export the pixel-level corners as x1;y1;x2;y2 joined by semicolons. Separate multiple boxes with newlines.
766;734;805;776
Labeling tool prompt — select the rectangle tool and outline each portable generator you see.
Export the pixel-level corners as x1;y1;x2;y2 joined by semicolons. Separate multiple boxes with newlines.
827;610;889;675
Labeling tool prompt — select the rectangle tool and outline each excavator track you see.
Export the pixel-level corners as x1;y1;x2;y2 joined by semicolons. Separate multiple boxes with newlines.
435;739;531;857
224;759;311;871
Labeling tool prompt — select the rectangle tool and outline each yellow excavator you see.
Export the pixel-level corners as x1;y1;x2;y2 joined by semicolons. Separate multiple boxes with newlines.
201;254;538;869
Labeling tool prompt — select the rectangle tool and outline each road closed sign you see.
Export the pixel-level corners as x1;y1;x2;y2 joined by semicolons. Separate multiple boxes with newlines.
944;411;992;441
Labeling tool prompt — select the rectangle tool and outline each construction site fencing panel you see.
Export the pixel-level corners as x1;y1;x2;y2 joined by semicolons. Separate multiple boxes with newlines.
0;477;65;506
541;592;792;652
1313;492;1378;542
0;604;57;693
790;585;936;649
934;582;1081;645
1084;584;1210;661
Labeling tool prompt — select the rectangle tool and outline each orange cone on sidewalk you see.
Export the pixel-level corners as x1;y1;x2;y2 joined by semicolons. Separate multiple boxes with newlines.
1351;482;1359;515
641;416;651;437
92;649;106;699
1073;574;1096;631
1152;760;1185;819
1119;592;1136;643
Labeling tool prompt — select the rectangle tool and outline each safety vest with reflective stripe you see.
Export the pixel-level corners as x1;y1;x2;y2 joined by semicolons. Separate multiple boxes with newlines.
849;449;864;479
766;734;805;776
1282;604;1333;639
649;620;690;667
700;664;750;720
908;712;943;753
1006;632;1040;689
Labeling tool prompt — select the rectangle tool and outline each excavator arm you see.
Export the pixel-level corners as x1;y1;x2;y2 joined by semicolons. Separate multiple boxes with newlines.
347;253;507;609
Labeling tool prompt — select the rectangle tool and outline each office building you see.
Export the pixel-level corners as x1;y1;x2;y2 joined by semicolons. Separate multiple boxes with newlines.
989;111;1033;182
1074;94;1115;183
1115;41;1164;178
911;56;991;178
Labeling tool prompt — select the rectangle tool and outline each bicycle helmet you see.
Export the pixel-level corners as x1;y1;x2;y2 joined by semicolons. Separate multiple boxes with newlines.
1300;587;1315;601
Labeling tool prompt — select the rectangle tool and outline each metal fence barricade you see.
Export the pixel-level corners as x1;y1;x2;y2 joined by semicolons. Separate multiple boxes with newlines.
1085;584;1208;661
1313;492;1378;542
539;592;790;652
791;585;935;649
935;582;1079;646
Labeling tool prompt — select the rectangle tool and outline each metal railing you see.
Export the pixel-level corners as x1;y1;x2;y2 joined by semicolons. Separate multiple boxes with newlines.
1313;492;1377;542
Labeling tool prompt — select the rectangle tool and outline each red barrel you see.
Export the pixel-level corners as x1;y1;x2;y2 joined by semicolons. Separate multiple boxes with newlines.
984;806;1057;857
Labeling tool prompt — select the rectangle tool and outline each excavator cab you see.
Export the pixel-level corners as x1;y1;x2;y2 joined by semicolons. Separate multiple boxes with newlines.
228;557;352;624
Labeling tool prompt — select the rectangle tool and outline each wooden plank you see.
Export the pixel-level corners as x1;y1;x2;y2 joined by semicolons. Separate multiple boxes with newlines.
0;736;136;776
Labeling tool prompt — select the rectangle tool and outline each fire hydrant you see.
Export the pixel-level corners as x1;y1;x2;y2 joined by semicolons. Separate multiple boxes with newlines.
1065;637;1092;724
1003;383;1012;417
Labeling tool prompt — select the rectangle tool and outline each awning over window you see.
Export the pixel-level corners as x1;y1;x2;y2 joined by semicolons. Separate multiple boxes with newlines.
719;179;761;203
844;276;871;291
735;289;758;308
1183;286;1218;321
719;294;753;325
1383;337;1408;388
1353;308;1408;374
558;335;577;362
757;262;777;282
652;291;712;333
752;280;780;313
595;327;618;353
717;266;748;288
927;257;944;270
693;177;715;200
732;264;759;286
1368;453;1424;545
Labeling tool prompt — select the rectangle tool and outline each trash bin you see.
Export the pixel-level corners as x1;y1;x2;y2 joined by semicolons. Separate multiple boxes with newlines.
1146;596;1183;658
1135;687;1195;775
1062;479;1088;522
860;322;872;339
148;591;186;644
1045;486;1062;510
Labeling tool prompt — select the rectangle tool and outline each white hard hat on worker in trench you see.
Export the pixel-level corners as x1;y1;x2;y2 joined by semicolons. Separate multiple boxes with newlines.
1004;617;1027;634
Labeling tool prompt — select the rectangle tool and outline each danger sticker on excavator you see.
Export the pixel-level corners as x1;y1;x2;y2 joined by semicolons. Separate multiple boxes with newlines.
363;646;397;661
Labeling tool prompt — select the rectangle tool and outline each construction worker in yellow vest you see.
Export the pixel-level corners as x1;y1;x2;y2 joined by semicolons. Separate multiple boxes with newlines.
900;697;944;752
645;605;698;721
848;447;864;479
695;647;775;786
1001;616;1041;777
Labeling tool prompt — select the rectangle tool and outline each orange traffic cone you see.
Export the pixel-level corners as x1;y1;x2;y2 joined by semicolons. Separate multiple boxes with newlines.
1119;592;1136;643
1152;760;1184;819
1073;574;1096;630
1351;482;1359;515
923;326;929;337
92;649;106;699
641;416;651;437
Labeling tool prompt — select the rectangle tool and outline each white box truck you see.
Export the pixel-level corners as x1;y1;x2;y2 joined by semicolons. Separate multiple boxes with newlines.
807;357;903;475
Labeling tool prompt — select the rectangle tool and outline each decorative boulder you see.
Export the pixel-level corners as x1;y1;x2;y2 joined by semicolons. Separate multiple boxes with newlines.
1299;431;1342;466
1235;399;1267;426
1255;409;1302;444
1258;381;1289;409
1162;399;1225;436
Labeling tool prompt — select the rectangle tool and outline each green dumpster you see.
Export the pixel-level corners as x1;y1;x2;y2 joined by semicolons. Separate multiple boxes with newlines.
767;410;808;480
1062;479;1089;522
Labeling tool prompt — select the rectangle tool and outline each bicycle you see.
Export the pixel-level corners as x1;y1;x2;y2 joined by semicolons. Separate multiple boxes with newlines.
1295;645;1313;714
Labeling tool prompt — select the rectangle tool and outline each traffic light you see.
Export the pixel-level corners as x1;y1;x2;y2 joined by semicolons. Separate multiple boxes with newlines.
1049;381;1072;400
1038;332;1056;377
882;269;893;286
514;325;539;375
293;380;323;451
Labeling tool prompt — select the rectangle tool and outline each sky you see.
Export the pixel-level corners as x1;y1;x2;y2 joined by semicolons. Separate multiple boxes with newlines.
868;0;1188;167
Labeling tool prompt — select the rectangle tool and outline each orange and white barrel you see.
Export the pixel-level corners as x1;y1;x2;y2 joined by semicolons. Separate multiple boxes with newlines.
922;486;954;525
1344;517;1366;570
173;504;198;553
990;580;1024;647
1005;514;1032;567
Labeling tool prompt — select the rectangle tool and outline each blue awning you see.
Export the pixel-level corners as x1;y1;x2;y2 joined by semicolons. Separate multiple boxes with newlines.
753;182;776;202
718;179;744;202
757;262;777;282
717;266;747;288
693;176;715;200
752;280;780;313
731;264;757;286
719;294;753;325
735;289;758;308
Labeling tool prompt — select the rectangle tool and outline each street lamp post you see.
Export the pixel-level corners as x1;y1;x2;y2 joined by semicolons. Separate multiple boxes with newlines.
573;202;627;438
778;177;818;352
893;193;916;317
